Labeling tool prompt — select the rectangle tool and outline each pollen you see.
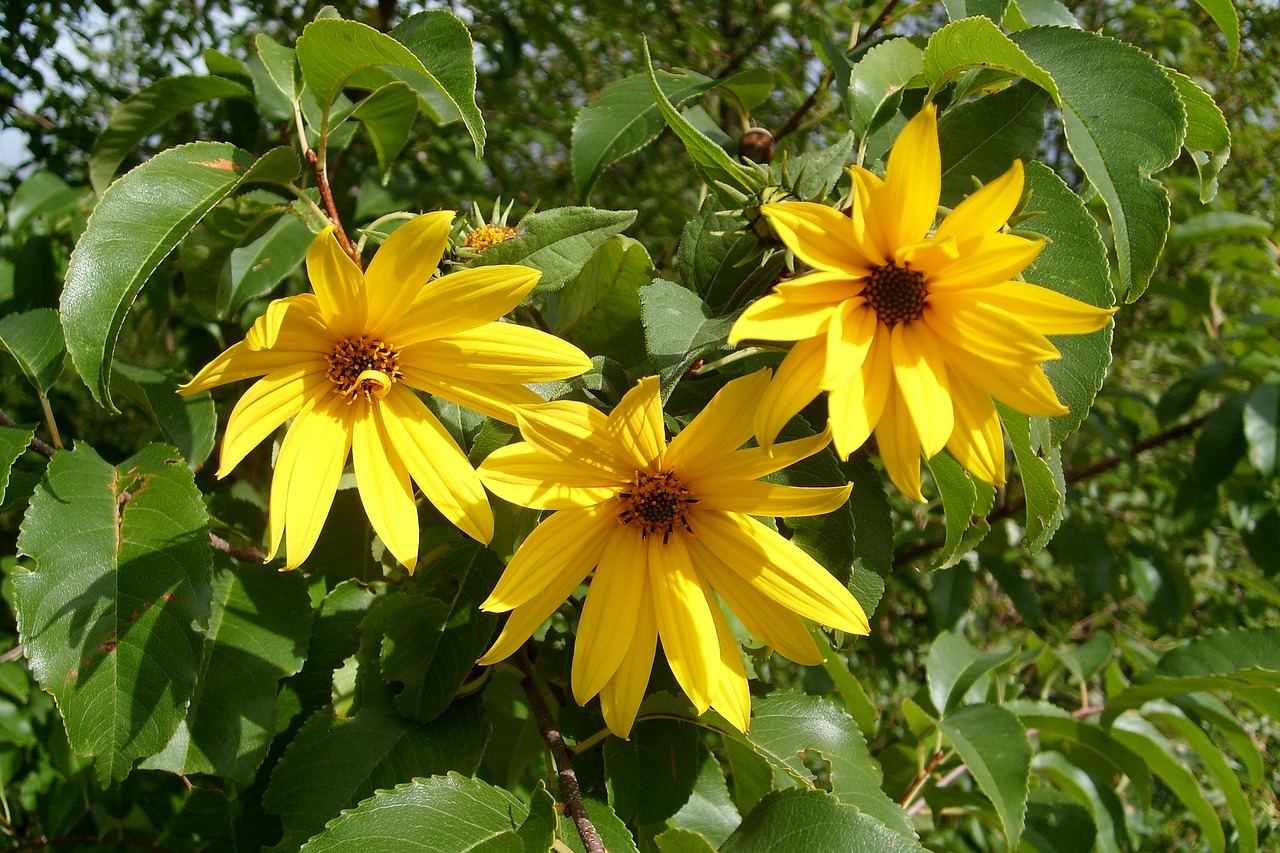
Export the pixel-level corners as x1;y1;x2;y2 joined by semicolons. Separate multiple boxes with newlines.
463;224;518;252
864;262;929;327
617;470;697;544
325;335;402;402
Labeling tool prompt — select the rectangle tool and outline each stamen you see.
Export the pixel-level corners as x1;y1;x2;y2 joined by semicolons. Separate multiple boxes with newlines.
325;335;402;402
864;262;928;327
617;470;697;542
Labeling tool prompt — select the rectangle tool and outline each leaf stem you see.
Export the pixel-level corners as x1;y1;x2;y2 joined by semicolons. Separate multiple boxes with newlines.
305;148;361;268
516;644;606;853
36;390;62;449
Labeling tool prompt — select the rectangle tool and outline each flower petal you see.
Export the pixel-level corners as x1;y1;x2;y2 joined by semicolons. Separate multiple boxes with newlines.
572;525;649;704
481;504;613;610
693;511;869;635
180;341;299;394
770;271;864;304
848;167;892;263
244;294;328;352
890;323;953;458
350;404;420;570
306;227;367;336
945;375;1006;486
692;479;851;518
402;323;591;384
828;326;892;459
388;265;541;343
599;593;658;739
605;376;667;471
666;369;771;474
477;550;594;666
364;211;454;335
924;294;1061;366
939;338;1069;417
928;233;1044;290
707;597;751;733
728;292;837;344
379;386;494;544
707;430;834;482
510;400;629;477
754;336;826;448
399;367;548;424
218;368;324;477
648;534;718;713
479;444;622;509
971;282;1117;335
875;384;925;502
760;202;878;272
882;104;941;249
934;160;1025;244
822;299;876;389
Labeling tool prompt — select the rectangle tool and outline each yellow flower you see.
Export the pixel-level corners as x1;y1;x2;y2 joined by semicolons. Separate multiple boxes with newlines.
179;213;592;571
728;105;1116;501
475;371;869;738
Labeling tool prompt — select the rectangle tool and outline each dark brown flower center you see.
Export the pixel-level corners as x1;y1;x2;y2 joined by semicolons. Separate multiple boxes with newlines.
618;470;697;544
325;335;402;402
864;262;928;327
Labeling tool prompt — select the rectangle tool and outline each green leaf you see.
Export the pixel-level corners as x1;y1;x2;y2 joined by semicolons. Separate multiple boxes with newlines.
1167;69;1230;203
814;630;878;739
926;631;1018;716
1243;383;1278;475
0;424;36;506
1101;627;1280;726
670;749;742;846
298;773;530;852
1190;0;1240;66
939;704;1032;848
223;211;315;317
264;698;487;850
7;171;84;233
254;34;300;106
468;207;637;296
180;194;284;320
1006;0;1078;28
643;41;758;195
1017;712;1151;807
923;18;1056;95
346;82;418;182
88;75;252;194
675;208;782;314
942;0;1010;23
847;39;924;141
639;279;733;400
1020;160;1115;446
1169;211;1273;246
61;142;300;410
13;443;213;785
655;829;719;853
141;559;311;781
925;452;995;568
390;10;487;159
111;362;217;468
551;236;652;367
557;797;642;853
1032;752;1127;853
739;693;917;839
571;68;717;197
291;580;386;715
0;308;65;392
1020;787;1097;853
938;82;1050;207
605;718;702;825
720;789;928;853
999;407;1062;551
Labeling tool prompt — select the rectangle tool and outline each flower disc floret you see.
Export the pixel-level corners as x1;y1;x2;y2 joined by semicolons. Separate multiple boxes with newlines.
325;335;402;401
618;470;696;542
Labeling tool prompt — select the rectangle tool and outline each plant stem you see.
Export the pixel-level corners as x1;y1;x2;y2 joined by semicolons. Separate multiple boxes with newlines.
305;148;361;268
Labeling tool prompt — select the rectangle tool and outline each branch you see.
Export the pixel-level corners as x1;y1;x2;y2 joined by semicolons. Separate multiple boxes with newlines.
209;532;266;565
304;148;361;268
516;645;605;853
0;409;56;458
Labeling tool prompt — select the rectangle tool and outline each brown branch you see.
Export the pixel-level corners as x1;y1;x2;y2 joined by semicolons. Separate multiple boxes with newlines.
0;409;56;458
898;747;946;808
209;532;266;564
516;644;605;853
858;0;903;47
305;149;361;268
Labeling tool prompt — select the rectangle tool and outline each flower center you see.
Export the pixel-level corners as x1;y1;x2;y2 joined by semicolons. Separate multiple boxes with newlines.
325;335;402;403
463;224;518;252
864;263;928;327
618;470;697;544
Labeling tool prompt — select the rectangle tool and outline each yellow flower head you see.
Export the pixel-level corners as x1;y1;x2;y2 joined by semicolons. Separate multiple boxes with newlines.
476;370;869;738
179;213;591;571
728;105;1116;501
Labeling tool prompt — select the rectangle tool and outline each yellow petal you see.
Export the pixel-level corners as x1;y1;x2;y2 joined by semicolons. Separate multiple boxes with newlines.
648;534;718;713
267;395;355;569
218;368;324;477
848;166;892;263
399;367;548;424
895;234;960;273
599;593;658;739
829;326;892;459
687;536;823;665
364;211;454;335
388;265;541;343
934;160;1025;244
402;323;591;384
181;342;297;394
693;511;869;635
760;201;879;271
509;400;628;477
928;233;1044;290
890;323;953;458
479;444;622;510
924;294;1061;366
692;479;851;518
605;376;667;471
728;292;837;345
306;226;367;336
477;550;594;666
379;387;494;544
875;385;925;502
882;104;941;249
705;429;834;483
572;525;649;704
353;404;420;571
940;339;1069;417
945;375;1006;486
971;282;1116;335
754;336;826;448
481;504;612;610
666;369;771;474
707;597;751;733
822;299;876;389
770;271;864;303
243;295;327;352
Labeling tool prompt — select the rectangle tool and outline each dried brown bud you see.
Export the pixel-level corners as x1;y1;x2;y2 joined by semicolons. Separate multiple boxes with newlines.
739;126;775;164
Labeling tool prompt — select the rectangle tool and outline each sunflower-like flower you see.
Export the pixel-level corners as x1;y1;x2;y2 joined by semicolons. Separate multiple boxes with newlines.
728;105;1116;500
475;371;869;738
179;212;591;570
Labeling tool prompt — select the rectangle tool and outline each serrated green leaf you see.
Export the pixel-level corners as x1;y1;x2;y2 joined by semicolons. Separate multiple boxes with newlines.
181;195;284;320
0;424;36;506
468;207;636;296
88;75;253;194
927;631;1018;716
390;10;487;159
223;211;315;317
7;171;85;233
291;580;386;715
605;719;702;825
1032;753;1127;853
264;698;487;850
999;407;1062;551
655;829;718;853
939;704;1031;848
551;236;652;367
1020;787;1097;853
111;362;217;468
788;131;855;200
1242;384;1278;476
61;142;301;410
254;34;300;106
1006;0;1078;28
848;38;924;141
1190;0;1240;66
923;18;1056;94
670;749;742;846
925;452;995;568
942;0;1010;23
346;82;418;182
639;279;733;400
814;630;878;738
142;559;311;781
298;773;529;852
557;797;642;853
572;68;717;197
1167;69;1230;203
720;789;928;853
1169;211;1273;246
938;82;1049;207
1018;712;1151;807
13;443;213;785
675;210;781;314
0;308;65;392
